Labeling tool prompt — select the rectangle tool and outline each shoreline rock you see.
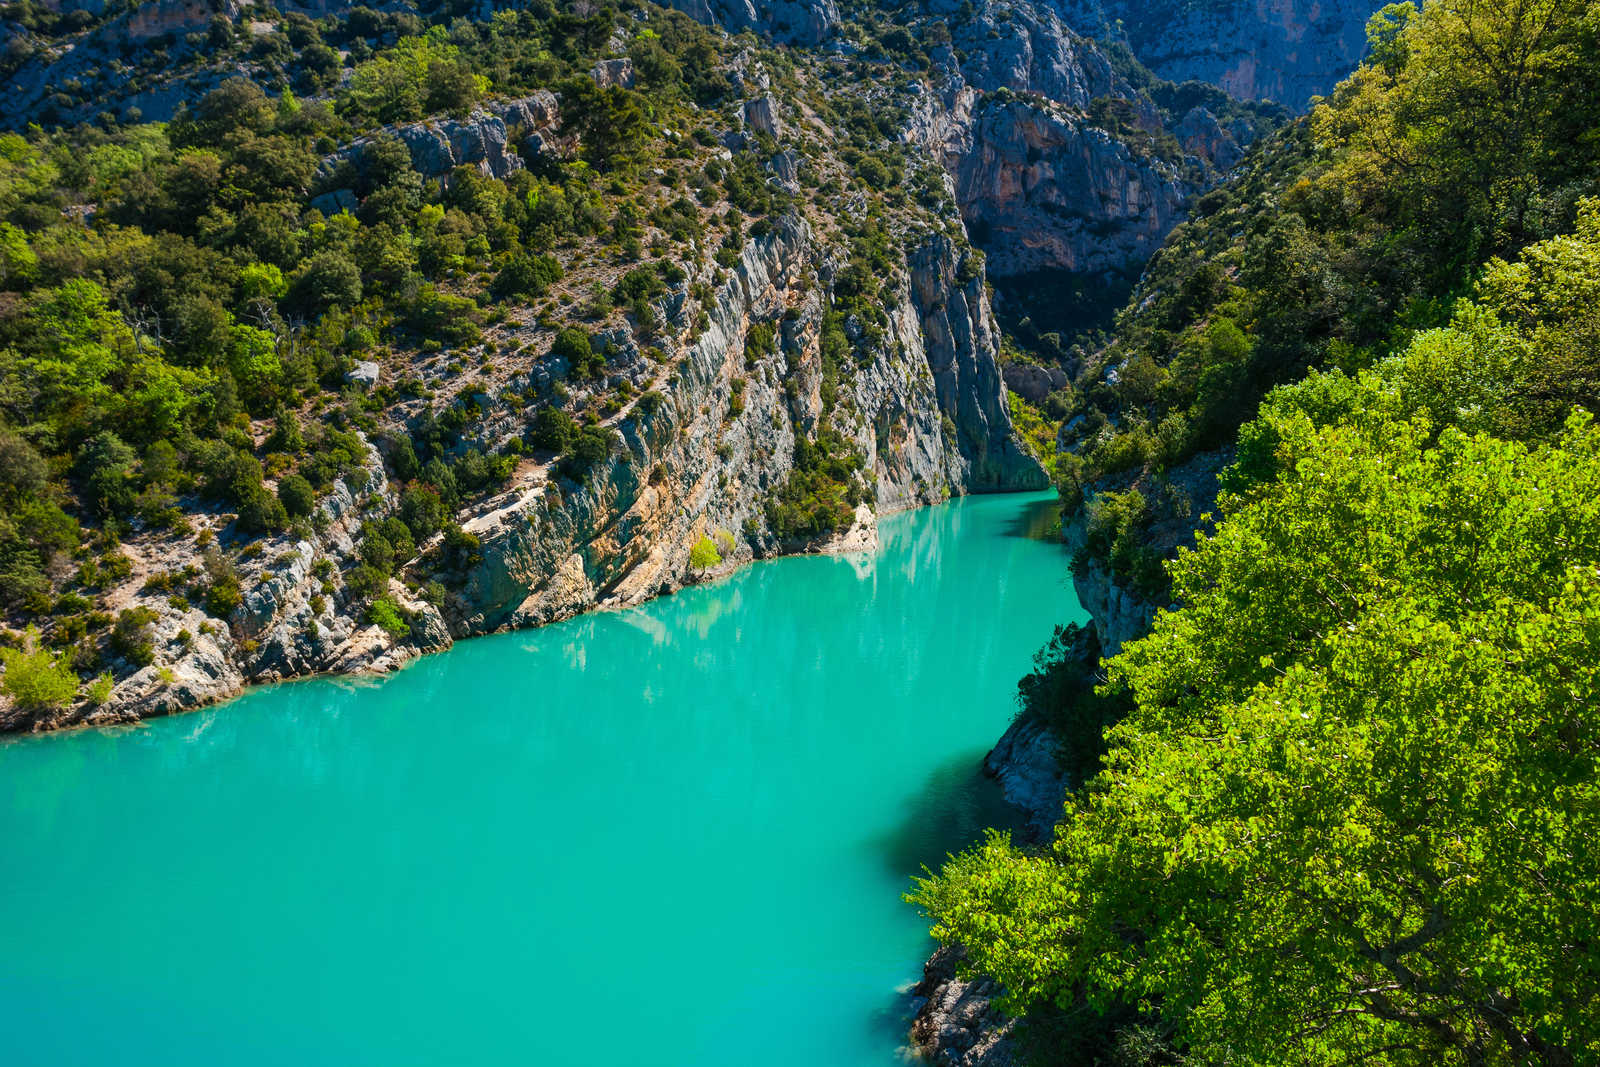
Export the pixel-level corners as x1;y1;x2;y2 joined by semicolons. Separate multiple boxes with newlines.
910;944;1021;1067
909;448;1234;1063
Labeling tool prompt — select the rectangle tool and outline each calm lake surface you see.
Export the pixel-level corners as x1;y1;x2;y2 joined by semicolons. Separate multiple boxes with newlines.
1;490;1083;1066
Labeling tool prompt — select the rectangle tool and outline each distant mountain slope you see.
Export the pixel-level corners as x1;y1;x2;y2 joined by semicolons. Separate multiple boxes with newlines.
1052;0;1384;106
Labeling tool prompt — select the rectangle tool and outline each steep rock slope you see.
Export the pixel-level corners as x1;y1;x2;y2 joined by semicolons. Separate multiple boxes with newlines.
78;214;1040;727
946;96;1192;276
893;0;1268;301
0;3;1065;732
1052;0;1383;106
46;116;1043;730
452;214;1042;636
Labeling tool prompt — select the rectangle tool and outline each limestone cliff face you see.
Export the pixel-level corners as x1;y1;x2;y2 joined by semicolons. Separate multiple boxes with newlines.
908;232;1045;491
1050;0;1381;107
948;97;1192;276
456;215;1044;634
94;437;453;724
900;1;1215;282
64;211;1041;729
930;0;1120;107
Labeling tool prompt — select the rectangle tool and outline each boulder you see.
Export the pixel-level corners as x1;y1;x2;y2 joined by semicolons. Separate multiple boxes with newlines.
498;89;559;131
767;149;802;194
1175;105;1243;170
590;58;636;90
1001;362;1069;404
346;361;381;390
742;95;782;138
309;188;358;216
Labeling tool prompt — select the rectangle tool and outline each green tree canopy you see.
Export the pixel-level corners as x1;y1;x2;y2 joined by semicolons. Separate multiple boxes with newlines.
688;534;720;574
916;410;1600;1064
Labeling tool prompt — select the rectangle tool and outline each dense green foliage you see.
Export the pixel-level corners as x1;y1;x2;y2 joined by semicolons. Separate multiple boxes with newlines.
1061;0;1600;578
765;424;866;542
919;4;1600;1063
0;627;81;711
1012;623;1128;786
0;0;825;705
921;409;1600;1063
688;534;721;574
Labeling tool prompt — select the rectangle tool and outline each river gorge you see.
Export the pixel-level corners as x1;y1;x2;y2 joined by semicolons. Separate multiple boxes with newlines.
2;490;1082;1066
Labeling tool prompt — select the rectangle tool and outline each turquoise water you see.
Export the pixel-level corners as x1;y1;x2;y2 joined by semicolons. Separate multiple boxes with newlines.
1;491;1081;1066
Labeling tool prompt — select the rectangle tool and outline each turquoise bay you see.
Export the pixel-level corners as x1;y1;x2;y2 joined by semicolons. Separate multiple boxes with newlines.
1;491;1082;1066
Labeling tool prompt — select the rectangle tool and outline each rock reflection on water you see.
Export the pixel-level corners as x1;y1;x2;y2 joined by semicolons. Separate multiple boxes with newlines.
871;744;1029;882
1008;494;1062;542
0;490;1078;1067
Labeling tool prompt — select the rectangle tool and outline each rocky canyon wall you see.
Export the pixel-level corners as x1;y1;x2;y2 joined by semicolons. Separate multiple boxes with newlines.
1051;0;1382;107
72;211;1043;729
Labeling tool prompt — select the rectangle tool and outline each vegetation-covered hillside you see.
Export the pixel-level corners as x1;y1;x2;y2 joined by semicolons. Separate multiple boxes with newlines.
0;0;989;726
1060;0;1600;597
0;0;1315;730
917;1;1600;1063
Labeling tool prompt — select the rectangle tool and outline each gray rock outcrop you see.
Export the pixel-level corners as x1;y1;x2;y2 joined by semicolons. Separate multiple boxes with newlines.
911;945;1021;1067
498;89;559;132
316;93;561;195
910;233;1046;489
661;0;839;45
124;0;243;40
933;0;1120;107
742;95;782;138
948;97;1193;277
1002;362;1069;404
345;361;381;390
1175;105;1244;170
1048;0;1383;107
982;712;1068;836
590;58;635;90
